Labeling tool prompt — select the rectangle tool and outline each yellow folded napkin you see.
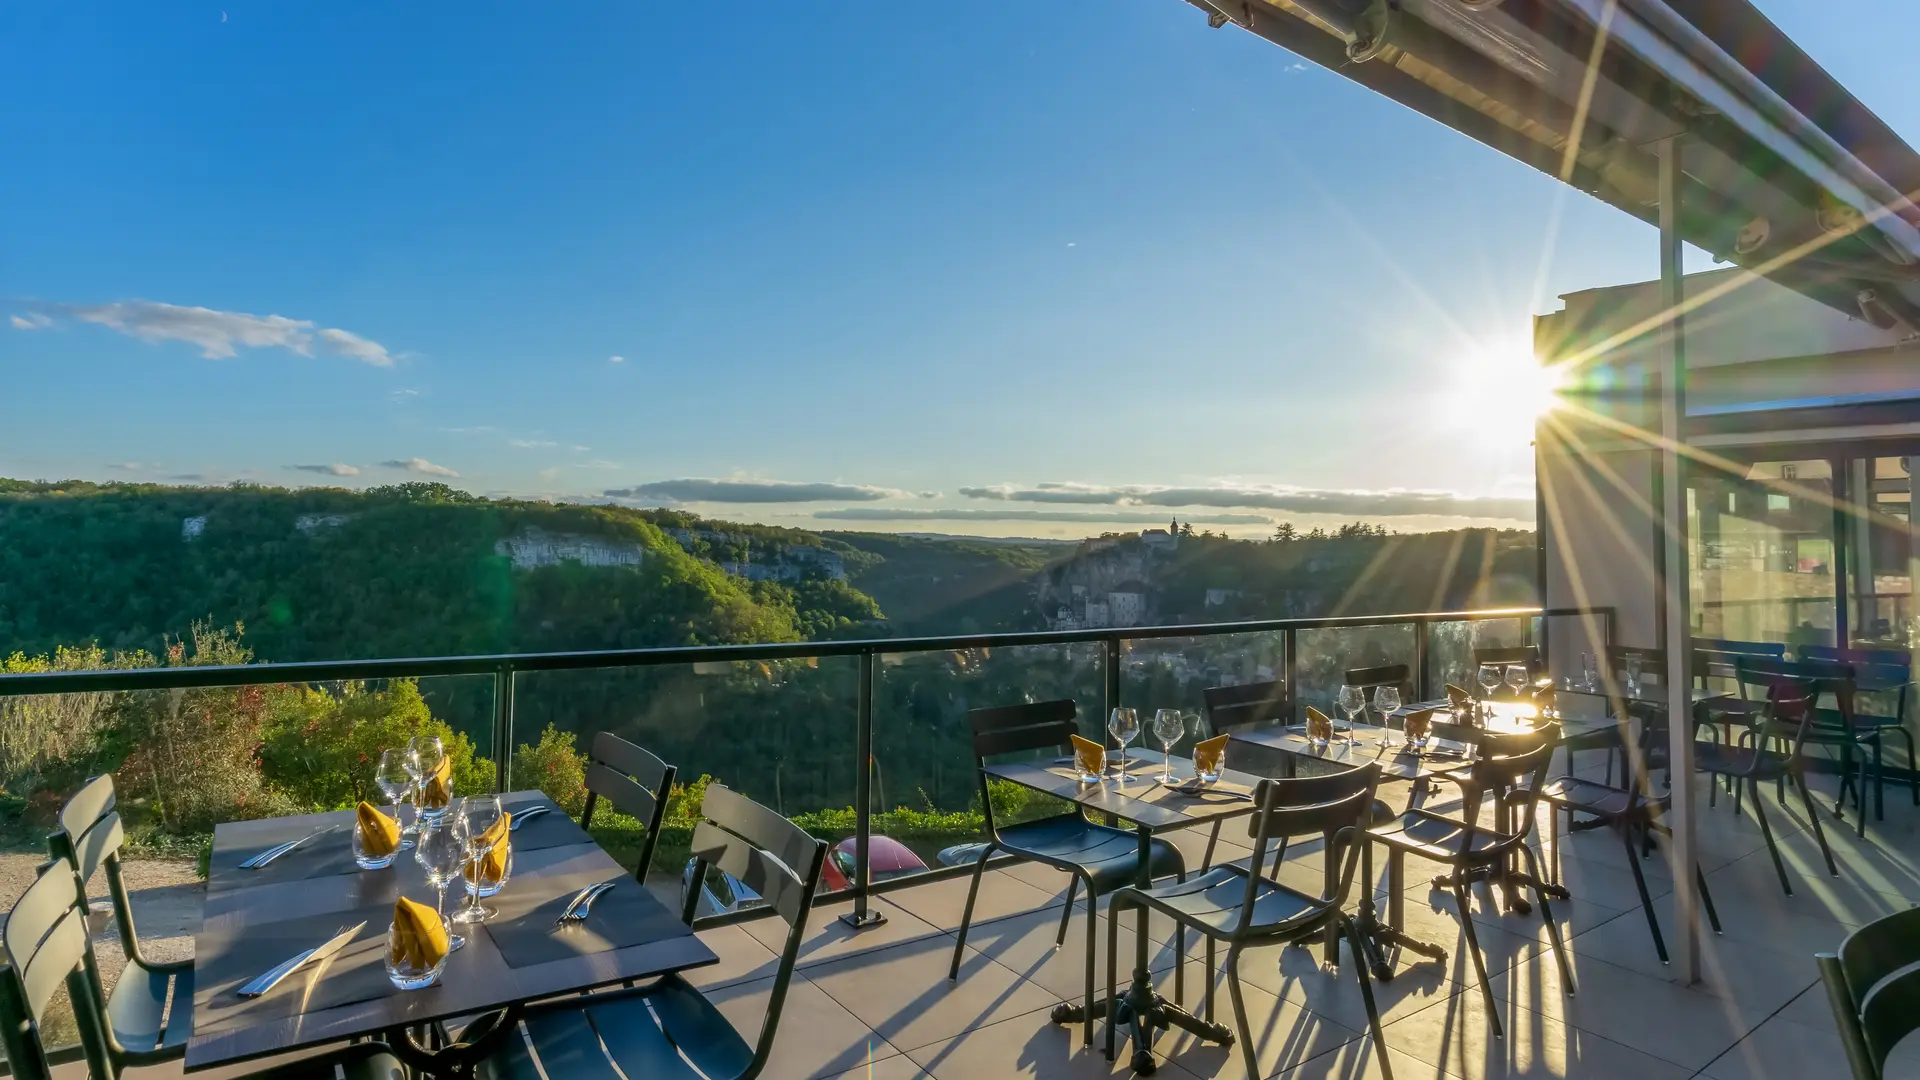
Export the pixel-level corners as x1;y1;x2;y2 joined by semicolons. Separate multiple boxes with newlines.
1306;706;1333;741
1446;683;1475;709
463;811;512;885
1402;708;1435;741
421;756;452;810
1069;734;1106;777
389;896;449;970
1192;733;1228;776
357;801;400;857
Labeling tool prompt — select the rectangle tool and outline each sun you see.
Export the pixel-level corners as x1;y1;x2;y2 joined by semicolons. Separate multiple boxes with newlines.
1442;334;1569;446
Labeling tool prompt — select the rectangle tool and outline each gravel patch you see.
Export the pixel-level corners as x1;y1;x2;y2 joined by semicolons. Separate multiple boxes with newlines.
0;850;204;988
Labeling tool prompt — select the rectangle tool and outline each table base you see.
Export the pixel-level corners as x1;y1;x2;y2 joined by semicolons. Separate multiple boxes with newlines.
385;1003;523;1078
1058;967;1235;1075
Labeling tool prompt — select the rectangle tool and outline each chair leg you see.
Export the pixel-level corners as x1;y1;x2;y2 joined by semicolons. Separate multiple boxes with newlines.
1793;770;1840;879
1520;845;1575;995
1104;902;1121;1061
1201;820;1221;872
1748;777;1792;897
1083;879;1097;1046
1344;917;1396;1080
1204;936;1217;1023
949;846;993;980
1696;864;1723;934
1622;823;1667;963
1224;946;1261;1080
1452;879;1502;1040
1057;876;1078;947
1902;728;1918;807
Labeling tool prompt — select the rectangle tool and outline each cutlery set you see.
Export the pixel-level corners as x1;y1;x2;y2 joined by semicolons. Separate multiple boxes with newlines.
237;921;366;997
555;881;617;926
239;826;338;869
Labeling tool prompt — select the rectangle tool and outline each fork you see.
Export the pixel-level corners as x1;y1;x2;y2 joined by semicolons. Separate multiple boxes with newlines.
240;826;336;869
554;882;616;926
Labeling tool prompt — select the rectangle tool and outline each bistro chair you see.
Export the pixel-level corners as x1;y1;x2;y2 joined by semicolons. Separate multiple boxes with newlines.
1819;906;1920;1080
1539;755;1723;964
1803;645;1917;822
1196;679;1290;869
44;774;194;1068
576;731;678;881
1105;765;1393;1080
949;699;1185;1046
1696;659;1841;895
0;857;404;1080
479;783;826;1080
1368;723;1571;1040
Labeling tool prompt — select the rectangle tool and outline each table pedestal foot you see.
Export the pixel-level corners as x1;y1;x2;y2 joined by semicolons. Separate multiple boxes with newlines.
1053;970;1235;1073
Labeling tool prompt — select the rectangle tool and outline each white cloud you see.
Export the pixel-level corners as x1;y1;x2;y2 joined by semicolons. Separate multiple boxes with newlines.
9;313;52;330
22;299;394;365
605;478;907;505
509;439;559;450
607;355;625;364
288;463;361;477
380;457;459;478
958;482;1534;521
814;508;1270;525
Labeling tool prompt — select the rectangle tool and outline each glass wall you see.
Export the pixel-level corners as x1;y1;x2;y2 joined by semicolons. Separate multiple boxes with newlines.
1849;455;1916;650
1689;457;1837;649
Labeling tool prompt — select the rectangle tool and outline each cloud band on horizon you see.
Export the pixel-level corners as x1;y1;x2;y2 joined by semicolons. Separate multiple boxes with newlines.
606;478;906;504
14;299;395;366
381;457;459;478
813;508;1271;525
958;482;1533;520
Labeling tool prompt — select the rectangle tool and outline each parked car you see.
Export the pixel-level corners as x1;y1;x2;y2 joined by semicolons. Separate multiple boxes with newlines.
681;857;762;918
937;842;991;867
822;835;929;891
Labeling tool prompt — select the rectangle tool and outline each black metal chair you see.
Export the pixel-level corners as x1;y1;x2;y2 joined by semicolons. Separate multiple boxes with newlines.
0;857;403;1080
1819;906;1920;1079
1696;658;1841;895
1803;645;1917;824
949;699;1186;1045
44;774;194;1068
479;783;827;1080
1196;680;1290;869
577;731;677;881
1368;723;1572;1040
1105;765;1393;1080
1539;757;1723;964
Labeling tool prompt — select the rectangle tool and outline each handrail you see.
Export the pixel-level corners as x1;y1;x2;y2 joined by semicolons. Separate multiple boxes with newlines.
0;606;1603;696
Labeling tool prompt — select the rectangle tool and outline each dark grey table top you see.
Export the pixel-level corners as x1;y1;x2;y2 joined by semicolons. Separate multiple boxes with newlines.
187;790;715;1072
983;749;1265;835
1229;704;1621;783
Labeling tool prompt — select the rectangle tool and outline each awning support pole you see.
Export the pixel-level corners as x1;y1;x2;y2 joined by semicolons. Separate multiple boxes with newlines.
1655;135;1700;984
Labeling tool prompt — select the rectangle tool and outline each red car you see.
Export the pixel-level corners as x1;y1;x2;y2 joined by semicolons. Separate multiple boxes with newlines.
822;835;928;891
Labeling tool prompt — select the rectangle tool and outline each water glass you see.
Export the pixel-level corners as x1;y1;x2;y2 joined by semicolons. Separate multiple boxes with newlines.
375;748;417;850
385;916;450;990
1373;685;1402;745
415;815;470;952
454;795;503;924
1108;708;1139;784
1582;652;1599;692
1625;655;1643;699
351;823;396;870
1152;710;1185;782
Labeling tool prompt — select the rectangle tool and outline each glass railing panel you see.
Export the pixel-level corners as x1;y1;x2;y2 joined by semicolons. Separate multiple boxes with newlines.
1425;616;1531;694
869;642;1103;887
1119;631;1289;746
512;657;859;909
1294;622;1417;717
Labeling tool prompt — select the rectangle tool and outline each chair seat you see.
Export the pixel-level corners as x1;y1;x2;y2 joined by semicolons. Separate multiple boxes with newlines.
251;1042;406;1080
1116;866;1328;940
1539;776;1654;819
107;958;193;1062
1563;726;1623;753
1693;743;1788;779
1370;812;1514;862
999;815;1184;893
1815;709;1906;734
481;976;750;1080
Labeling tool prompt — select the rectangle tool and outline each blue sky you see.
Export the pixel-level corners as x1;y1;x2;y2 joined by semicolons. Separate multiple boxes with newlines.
3;1;1909;538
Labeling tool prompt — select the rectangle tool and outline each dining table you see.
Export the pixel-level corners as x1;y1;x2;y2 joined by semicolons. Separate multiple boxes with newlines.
187;789;715;1076
980;747;1264;1070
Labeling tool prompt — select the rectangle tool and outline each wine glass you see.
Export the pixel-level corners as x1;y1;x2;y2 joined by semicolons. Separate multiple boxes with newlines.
1108;708;1140;784
414;813;470;952
453;794;503;924
1373;685;1402;746
1335;685;1364;742
1152;709;1185;783
375;749;418;851
1477;663;1502;699
1625;654;1644;699
409;734;448;822
1505;664;1530;699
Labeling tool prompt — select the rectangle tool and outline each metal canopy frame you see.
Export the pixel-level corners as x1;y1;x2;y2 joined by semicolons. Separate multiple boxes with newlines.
1184;0;1920;983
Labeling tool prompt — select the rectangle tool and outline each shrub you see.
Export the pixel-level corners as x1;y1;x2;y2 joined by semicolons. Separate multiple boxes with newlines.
512;725;588;817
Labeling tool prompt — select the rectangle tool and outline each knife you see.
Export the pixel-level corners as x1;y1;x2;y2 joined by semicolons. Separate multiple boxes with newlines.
509;806;554;831
237;921;366;997
241;826;337;870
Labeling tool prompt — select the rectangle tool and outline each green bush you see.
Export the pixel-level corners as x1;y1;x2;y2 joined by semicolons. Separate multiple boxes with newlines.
512;724;588;817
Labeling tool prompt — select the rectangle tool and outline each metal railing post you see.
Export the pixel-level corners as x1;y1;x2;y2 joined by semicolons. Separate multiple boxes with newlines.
493;667;514;793
1103;637;1122;725
840;650;885;929
1414;618;1431;701
1283;627;1300;725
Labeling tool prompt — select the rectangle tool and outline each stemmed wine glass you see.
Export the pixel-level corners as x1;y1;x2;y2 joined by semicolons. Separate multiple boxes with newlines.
1335;685;1364;743
453;794;503;924
1108;708;1140;784
375;748;418;850
415;811;470;952
409;734;447;823
1505;663;1530;704
1373;685;1402;746
1625;654;1644;699
1152;709;1186;783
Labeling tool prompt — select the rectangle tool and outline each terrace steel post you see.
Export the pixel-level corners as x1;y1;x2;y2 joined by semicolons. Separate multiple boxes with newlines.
840;650;886;929
1655;135;1701;983
493;667;514;794
1415;618;1431;701
1103;637;1122;725
1284;628;1300;725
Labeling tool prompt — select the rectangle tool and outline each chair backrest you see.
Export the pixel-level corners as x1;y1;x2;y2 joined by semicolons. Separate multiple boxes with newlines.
966;700;1077;836
1452;723;1559;857
1737;657;1854;749
1693;638;1784;688
578;733;677;883
678;783;827;1080
1202;680;1289;736
1237;765;1381;936
1820;953;1880;1080
1344;664;1413;718
0;860;114;1080
1802;645;1912;707
1858;959;1920;1078
46;775;144;966
1472;645;1540;671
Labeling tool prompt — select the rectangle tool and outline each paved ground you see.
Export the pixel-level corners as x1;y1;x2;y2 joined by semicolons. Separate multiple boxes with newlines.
0;850;202;989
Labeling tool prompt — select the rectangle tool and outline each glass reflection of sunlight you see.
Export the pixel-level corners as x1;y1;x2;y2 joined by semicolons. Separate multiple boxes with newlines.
1444;335;1569;447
